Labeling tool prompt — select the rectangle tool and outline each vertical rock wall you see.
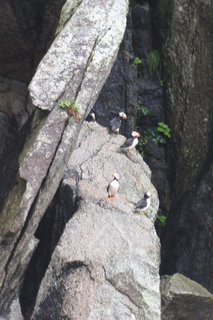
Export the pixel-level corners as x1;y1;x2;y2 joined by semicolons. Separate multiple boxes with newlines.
160;0;213;292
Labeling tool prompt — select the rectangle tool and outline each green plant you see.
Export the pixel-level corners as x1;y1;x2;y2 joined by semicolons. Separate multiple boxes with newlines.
137;136;148;155
59;99;79;112
137;126;170;155
157;122;171;138
156;211;168;227
144;128;167;144
137;102;151;117
133;57;142;66
148;50;160;76
160;80;164;86
59;99;80;122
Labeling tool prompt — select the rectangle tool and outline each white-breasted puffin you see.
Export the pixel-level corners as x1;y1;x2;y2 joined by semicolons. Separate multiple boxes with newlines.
86;112;96;122
135;191;151;212
110;112;127;134
107;173;120;200
120;131;140;152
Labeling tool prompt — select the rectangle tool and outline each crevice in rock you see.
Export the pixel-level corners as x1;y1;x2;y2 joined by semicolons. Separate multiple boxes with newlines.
0;118;31;213
19;170;80;319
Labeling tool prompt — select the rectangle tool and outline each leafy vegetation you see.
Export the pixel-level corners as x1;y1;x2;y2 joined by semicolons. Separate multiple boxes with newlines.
133;57;142;66
59;99;79;112
145;128;167;144
156;211;168;228
148;50;160;76
58;99;80;122
136;106;172;154
137;102;151;117
157;122;171;138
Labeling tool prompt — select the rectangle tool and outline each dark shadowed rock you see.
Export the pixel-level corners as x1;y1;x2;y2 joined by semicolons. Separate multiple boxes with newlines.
161;273;213;320
161;165;213;291
32;123;161;320
0;0;66;82
161;0;213;197
160;0;213;292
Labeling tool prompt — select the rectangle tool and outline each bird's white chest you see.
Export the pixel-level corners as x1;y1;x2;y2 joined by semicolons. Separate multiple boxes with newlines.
145;198;151;209
108;179;119;196
131;137;138;148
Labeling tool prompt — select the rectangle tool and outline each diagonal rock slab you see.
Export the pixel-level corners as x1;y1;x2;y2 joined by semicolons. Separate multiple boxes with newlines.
32;123;161;320
0;0;129;313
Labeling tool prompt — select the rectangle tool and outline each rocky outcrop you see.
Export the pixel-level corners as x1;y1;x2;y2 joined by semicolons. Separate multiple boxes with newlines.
159;0;213;291
0;0;129;315
31;122;161;320
161;273;213;320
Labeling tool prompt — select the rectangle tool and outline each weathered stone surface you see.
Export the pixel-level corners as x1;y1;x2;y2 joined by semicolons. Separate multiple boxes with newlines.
32;122;160;320
161;273;213;320
0;0;128;314
30;0;129;111
0;299;23;320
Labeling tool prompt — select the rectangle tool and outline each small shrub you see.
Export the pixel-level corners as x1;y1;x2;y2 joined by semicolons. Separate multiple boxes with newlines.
148;50;160;76
137;136;148;155
58;99;80;122
133;57;142;66
137;102;151;117
157;122;171;138
156;211;168;227
145;128;167;144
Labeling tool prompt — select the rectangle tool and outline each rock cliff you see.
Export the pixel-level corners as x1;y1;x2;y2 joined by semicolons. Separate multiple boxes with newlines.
30;123;161;320
0;0;212;319
0;0;130;316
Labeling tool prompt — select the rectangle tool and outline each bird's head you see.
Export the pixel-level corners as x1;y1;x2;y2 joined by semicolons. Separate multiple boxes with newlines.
145;191;151;198
131;131;141;138
90;112;96;121
113;173;120;180
119;112;127;120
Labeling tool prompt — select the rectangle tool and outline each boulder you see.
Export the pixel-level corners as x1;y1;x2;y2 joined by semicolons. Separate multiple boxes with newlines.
161;273;213;320
32;122;161;319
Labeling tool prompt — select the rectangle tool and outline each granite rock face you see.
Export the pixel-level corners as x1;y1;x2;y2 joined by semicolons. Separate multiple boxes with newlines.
0;0;128;315
161;273;213;320
32;123;161;320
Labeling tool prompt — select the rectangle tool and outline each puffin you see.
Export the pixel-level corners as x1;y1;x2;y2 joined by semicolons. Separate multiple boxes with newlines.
135;191;151;212
107;173;120;200
110;112;127;134
85;112;96;122
120;131;140;152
